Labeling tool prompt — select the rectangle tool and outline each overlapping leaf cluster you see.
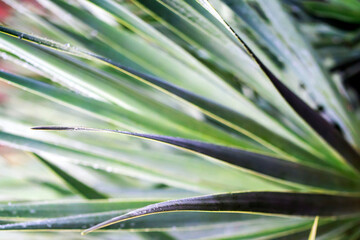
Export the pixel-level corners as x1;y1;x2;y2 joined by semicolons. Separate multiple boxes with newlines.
0;0;359;239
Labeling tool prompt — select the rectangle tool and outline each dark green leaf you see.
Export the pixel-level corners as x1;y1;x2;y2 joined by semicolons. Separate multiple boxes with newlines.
31;127;360;192
0;25;338;170
33;154;107;199
197;1;360;173
81;191;360;234
303;1;360;23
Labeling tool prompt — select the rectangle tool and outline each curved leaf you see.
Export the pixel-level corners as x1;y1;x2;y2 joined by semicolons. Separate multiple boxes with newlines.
0;66;256;151
32;127;360;192
0;28;259;151
0;209;312;239
308;216;319;240
0;25;337;170
0;199;313;238
0;199;159;219
196;0;360;173
0;130;286;193
246;49;360;173
81;191;360;234
303;1;360;23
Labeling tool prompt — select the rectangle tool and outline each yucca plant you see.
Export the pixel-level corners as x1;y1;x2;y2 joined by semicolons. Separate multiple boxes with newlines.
0;0;360;239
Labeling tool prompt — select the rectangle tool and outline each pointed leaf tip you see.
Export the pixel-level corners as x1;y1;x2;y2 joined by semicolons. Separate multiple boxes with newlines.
198;1;360;172
308;216;319;240
81;192;360;234
32;126;360;191
31;126;77;130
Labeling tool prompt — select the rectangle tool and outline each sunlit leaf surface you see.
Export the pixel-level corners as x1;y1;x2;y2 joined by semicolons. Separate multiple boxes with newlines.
0;0;359;239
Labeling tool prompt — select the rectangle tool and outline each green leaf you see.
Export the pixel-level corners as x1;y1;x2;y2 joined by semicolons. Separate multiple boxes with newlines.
0;198;315;238
272;219;359;240
0;130;287;193
303;1;360;23
81;191;360;234
85;0;210;72
0;25;339;169
223;0;360;149
32;154;108;199
0;199;159;219
32;126;360;192
195;0;360;175
48;0;251;112
308;216;319;240
0;63;257;151
234;22;360;174
0;1;359;239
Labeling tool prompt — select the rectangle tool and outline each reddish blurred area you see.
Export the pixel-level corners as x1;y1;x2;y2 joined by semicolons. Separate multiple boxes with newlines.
0;0;41;105
0;1;46;156
0;2;12;21
0;89;7;103
0;0;41;22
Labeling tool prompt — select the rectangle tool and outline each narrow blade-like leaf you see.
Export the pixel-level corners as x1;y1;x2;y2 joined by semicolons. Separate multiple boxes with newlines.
0;25;339;170
308;216;319;240
81;191;360;234
33;154;107;199
32;127;360;191
197;0;360;172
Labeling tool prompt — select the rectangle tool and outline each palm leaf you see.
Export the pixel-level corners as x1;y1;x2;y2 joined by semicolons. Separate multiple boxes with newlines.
0;0;359;239
31;126;360;192
81;191;360;234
